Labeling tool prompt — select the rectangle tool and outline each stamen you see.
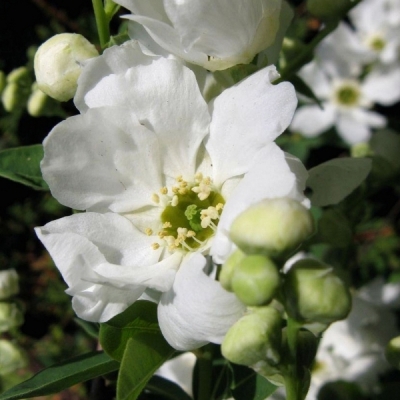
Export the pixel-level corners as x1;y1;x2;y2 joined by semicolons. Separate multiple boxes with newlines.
171;195;179;206
160;187;168;195
151;243;160;250
163;222;172;228
152;193;160;204
145;228;153;236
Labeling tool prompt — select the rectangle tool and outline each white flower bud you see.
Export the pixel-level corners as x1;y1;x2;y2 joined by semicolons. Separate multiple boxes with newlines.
0;303;23;333
219;249;246;292
385;336;400;369
34;33;99;102
0;340;27;375
283;259;352;324
230;198;314;257
231;255;280;306
221;306;282;367
0;269;19;300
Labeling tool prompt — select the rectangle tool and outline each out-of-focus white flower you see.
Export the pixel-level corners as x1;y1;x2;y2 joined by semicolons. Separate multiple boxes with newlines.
0;303;23;333
0;340;27;376
35;41;307;350
290;61;386;144
114;0;291;71
34;33;99;102
0;269;19;300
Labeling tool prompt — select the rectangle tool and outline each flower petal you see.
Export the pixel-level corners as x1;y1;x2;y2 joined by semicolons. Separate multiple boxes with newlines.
290;103;335;137
83;57;210;178
35;212;154;322
158;253;245;350
207;65;297;186
42;107;162;212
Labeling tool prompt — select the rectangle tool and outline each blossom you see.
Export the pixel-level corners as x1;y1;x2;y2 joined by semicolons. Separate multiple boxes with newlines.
35;41;307;350
114;0;290;71
290;60;386;144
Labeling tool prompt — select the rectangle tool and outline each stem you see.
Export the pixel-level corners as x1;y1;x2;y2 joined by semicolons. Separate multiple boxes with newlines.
284;373;302;400
92;0;110;49
196;346;214;400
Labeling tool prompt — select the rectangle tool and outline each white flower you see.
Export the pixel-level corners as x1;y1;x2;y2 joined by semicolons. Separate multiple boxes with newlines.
35;41;307;350
114;0;289;71
290;61;386;144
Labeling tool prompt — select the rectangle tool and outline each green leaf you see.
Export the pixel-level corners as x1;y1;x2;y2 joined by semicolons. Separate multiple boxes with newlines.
289;75;322;108
0;145;48;190
145;375;192;400
316;209;353;247
370;129;400;170
307;158;372;207
231;365;277;400
0;351;119;400
117;335;175;400
99;300;164;362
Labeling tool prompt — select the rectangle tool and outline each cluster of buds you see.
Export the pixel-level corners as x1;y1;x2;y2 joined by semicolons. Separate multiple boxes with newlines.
220;197;352;389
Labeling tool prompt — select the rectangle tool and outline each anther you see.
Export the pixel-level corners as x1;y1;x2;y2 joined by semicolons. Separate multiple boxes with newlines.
145;228;153;236
160;187;168;195
152;194;160;204
151;243;160;250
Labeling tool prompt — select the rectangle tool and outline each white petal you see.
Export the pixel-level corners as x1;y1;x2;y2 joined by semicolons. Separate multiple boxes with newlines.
42;107;162;212
83;58;210;177
298;62;332;98
115;0;170;23
158;253;245;350
290;103;335;137
75;40;156;112
363;65;400;106
207;65;297;186
211;143;303;263
35;212;152;322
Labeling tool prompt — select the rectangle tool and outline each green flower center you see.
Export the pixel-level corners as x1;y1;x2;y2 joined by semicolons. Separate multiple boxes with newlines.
368;36;386;52
334;84;360;106
149;174;225;253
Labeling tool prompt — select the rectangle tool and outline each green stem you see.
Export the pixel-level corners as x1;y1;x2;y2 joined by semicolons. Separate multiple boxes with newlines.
284;373;302;400
92;0;110;49
196;346;214;400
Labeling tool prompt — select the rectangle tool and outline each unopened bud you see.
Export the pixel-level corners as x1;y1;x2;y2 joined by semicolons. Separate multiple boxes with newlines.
27;83;65;118
0;303;23;332
230;198;314;257
283;259;351;324
0;340;27;375
307;0;353;20
385;336;400;370
34;33;99;102
7;67;30;85
0;269;19;300
219;249;245;292
0;71;6;94
221;306;282;366
231;255;280;306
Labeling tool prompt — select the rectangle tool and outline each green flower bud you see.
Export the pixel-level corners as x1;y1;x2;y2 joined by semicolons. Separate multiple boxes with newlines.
221;306;282;366
385;336;400;370
230;198;314;257
0;340;27;375
283;259;351;324
307;0;353;20
231;255;280;306
7;67;30;85
351;142;372;158
0;269;19;300
34;33;99;102
219;249;246;292
1;83;20;112
0;303;23;333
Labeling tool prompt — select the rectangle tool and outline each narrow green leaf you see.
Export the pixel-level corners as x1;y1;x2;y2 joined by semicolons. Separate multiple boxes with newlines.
0;145;48;190
289;75;323;108
117;335;175;400
99;300;162;362
307;158;372;207
0;351;119;400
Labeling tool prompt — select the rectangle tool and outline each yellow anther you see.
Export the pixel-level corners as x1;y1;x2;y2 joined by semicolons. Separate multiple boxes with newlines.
158;230;167;238
179;187;189;195
216;203;224;211
187;230;196;237
171;195;179;206
163;222;172;228
145;228;153;236
195;172;203;182
176;175;184;182
152;193;160;204
160;187;168;195
179;181;188;188
203;176;212;185
172;186;179;194
151;243;160;250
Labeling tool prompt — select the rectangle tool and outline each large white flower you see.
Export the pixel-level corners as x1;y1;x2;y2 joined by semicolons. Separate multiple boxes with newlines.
114;0;289;71
35;41;306;350
290;61;386;144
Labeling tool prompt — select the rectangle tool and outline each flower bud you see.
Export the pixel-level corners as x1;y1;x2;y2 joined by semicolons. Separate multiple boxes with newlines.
0;303;24;332
27;83;65;118
221;306;282;366
231;255;280;306
0;71;6;94
34;33;99;102
230;198;314;257
219;249;245;292
0;269;19;300
0;340;27;375
385;336;400;370
283;259;351;324
307;0;353;20
7;67;30;85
